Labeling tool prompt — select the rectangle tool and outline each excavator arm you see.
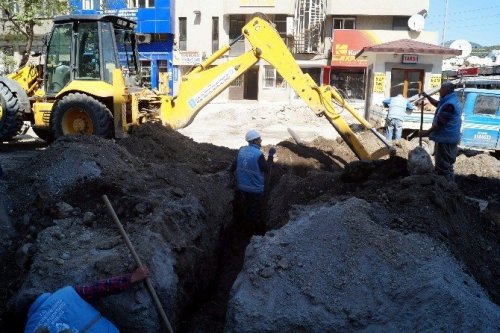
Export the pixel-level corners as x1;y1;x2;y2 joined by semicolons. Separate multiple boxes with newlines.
160;17;391;160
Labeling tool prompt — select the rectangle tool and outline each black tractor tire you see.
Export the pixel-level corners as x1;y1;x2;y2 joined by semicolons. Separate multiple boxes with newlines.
32;127;55;143
0;82;24;141
51;93;113;139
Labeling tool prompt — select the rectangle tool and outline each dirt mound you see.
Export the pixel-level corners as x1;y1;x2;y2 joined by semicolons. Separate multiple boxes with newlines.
226;198;500;332
0;125;498;332
1;126;236;332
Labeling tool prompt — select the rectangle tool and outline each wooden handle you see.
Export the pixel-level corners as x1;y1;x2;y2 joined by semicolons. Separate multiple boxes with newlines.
102;195;174;333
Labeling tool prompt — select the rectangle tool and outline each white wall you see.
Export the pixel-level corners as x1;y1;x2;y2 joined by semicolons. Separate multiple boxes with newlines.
174;0;226;54
368;53;443;105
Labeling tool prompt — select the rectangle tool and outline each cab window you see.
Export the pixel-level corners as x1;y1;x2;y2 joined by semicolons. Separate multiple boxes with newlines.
473;95;500;116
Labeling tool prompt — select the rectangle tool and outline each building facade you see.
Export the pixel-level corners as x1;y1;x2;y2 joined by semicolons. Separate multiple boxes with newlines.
71;0;175;93
172;0;445;104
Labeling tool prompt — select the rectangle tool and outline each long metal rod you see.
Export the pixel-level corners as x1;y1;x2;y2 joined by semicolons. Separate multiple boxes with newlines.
102;195;174;333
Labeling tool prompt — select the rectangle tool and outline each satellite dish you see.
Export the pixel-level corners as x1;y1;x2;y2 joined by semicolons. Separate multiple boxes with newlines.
408;14;425;32
450;39;472;57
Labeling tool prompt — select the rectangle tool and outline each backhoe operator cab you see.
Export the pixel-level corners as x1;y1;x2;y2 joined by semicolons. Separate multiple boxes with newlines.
45;15;140;94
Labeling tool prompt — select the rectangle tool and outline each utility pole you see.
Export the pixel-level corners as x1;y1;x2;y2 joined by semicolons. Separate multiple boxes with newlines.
441;0;449;46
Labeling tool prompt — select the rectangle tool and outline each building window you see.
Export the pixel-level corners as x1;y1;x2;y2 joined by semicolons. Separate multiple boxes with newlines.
127;0;154;8
229;15;246;42
83;0;93;10
158;60;168;73
212;17;219;53
274;14;287;36
333;17;356;29
230;75;243;87
179;17;187;51
393;16;410;31
263;66;286;89
390;69;423;97
152;33;169;42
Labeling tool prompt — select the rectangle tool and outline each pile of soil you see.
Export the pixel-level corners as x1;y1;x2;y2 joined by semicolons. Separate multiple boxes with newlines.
0;123;498;332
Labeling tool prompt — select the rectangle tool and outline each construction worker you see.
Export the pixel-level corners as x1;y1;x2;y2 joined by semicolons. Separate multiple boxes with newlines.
419;82;462;181
231;130;275;236
23;267;150;333
383;93;415;141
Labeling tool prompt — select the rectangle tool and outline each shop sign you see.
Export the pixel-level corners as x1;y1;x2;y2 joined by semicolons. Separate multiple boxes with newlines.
373;73;385;93
173;51;202;66
457;67;479;76
402;54;418;64
331;30;380;67
240;0;275;6
429;75;442;89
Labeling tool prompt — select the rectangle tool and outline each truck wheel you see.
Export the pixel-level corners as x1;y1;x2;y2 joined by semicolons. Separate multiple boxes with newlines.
51;93;113;138
32;127;55;143
0;82;23;141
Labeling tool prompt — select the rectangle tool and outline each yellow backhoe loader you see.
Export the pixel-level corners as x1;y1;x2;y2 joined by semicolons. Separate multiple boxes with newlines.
0;15;391;160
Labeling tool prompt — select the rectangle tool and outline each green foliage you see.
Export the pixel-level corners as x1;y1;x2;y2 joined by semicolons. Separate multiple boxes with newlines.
0;1;69;37
0;0;70;66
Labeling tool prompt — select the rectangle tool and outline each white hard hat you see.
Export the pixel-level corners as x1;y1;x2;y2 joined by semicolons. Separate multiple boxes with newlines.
245;130;261;142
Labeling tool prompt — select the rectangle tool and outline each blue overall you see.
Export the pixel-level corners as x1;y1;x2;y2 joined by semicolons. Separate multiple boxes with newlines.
24;286;119;333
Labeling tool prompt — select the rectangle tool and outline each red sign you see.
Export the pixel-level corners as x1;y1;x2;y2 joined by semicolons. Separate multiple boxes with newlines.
402;54;418;64
331;30;377;67
457;67;479;76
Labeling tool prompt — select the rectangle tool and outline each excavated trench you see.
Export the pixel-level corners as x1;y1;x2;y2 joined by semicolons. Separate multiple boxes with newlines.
0;124;499;332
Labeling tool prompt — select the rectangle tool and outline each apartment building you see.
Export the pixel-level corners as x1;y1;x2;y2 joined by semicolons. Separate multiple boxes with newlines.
173;0;461;105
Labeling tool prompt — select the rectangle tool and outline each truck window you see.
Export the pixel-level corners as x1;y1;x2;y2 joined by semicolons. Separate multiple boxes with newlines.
473;95;500;116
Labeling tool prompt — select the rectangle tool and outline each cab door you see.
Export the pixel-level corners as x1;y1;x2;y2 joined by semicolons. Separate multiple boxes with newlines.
460;91;500;150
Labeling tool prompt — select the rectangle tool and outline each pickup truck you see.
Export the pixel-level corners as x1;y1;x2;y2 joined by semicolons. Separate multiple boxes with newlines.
369;88;500;152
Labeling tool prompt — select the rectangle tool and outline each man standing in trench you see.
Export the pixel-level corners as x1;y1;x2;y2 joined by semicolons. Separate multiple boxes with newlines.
419;82;462;181
231;130;275;237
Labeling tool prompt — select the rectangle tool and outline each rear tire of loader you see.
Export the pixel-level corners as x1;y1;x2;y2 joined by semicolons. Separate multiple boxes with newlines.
52;93;113;139
0;82;24;141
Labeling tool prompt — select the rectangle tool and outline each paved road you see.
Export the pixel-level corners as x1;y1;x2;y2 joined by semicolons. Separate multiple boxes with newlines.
0;130;47;175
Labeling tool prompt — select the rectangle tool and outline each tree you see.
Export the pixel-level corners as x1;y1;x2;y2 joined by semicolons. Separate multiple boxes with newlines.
0;0;70;68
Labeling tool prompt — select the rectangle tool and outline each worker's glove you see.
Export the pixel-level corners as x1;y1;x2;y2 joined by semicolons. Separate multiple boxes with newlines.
268;147;276;157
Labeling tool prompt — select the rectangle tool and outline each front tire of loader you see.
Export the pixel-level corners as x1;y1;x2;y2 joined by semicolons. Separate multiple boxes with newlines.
0;82;24;141
52;93;113;139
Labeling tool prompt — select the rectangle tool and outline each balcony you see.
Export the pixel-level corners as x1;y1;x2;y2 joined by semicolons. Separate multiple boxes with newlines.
327;0;428;16
223;0;295;15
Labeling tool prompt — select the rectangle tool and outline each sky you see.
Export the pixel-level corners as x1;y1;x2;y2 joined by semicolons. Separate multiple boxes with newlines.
426;0;500;46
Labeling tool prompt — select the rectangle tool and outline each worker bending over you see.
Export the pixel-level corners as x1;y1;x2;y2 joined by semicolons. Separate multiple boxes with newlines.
24;267;149;333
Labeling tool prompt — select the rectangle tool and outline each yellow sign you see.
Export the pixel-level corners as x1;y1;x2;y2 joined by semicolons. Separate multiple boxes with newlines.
373;73;385;93
429;75;442;89
240;0;275;6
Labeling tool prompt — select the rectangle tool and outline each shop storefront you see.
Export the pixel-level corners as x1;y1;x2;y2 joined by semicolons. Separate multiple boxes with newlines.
355;39;460;116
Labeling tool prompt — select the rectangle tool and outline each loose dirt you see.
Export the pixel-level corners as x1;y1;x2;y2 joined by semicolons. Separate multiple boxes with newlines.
0;109;498;332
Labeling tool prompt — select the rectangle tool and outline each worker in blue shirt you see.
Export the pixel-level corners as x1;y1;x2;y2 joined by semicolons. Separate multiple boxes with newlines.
419;82;462;181
383;94;415;141
231;130;275;236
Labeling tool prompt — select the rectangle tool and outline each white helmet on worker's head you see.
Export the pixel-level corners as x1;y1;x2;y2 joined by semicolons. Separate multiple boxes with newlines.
245;129;261;142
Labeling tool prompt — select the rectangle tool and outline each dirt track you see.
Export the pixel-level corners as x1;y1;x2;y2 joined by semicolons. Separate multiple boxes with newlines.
0;113;499;331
